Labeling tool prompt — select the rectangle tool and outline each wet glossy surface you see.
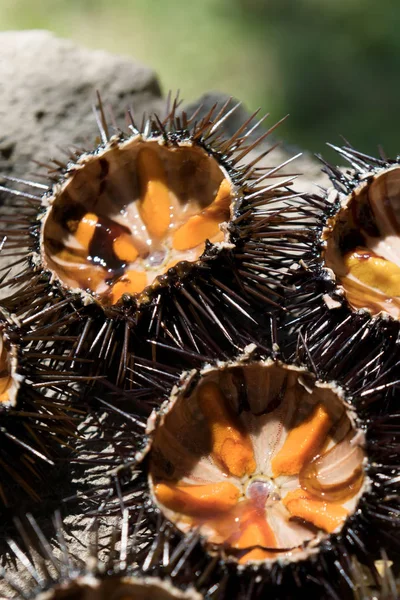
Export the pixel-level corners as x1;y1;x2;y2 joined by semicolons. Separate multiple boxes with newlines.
324;167;400;317
149;363;366;564
42;139;232;305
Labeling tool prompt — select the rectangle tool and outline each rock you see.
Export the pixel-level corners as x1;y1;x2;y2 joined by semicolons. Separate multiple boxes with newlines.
0;30;164;182
183;92;329;194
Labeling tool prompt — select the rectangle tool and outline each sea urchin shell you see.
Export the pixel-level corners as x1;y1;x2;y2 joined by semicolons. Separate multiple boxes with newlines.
0;94;313;374
307;144;400;323
40;133;235;308
145;359;367;567
72;312;400;598
0;95;302;313
323;164;400;319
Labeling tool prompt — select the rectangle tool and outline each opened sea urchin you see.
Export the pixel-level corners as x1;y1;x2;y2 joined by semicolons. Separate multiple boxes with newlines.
287;144;400;336
147;359;367;566
40;132;234;307
0;95;312;375
323;159;400;318
97;319;400;598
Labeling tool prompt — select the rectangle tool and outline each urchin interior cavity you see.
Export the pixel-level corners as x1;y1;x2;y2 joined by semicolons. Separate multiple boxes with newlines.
149;362;366;565
0;329;19;408
39;576;201;600
324;167;400;318
41;138;232;305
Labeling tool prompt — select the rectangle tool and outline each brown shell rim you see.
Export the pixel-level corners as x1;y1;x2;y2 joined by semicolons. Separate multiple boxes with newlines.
320;166;400;321
36;134;238;310
138;352;371;569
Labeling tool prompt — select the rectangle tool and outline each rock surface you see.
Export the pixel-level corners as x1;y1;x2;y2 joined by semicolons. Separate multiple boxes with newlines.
0;30;164;180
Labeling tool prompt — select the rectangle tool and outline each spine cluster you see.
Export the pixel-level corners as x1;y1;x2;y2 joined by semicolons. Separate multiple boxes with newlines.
0;95;399;600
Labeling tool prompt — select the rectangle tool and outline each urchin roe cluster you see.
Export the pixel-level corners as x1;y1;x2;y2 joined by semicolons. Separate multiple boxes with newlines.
323;166;400;318
40;136;234;306
0;325;19;408
148;361;367;566
33;575;202;600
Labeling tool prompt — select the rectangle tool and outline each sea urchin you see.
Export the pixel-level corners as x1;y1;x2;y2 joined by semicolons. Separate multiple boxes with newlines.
143;359;368;567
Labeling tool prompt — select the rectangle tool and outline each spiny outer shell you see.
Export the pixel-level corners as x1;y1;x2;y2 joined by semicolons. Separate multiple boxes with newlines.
37;133;237;308
138;353;370;569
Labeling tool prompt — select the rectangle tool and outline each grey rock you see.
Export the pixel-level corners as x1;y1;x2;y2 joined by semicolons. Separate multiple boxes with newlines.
0;30;164;181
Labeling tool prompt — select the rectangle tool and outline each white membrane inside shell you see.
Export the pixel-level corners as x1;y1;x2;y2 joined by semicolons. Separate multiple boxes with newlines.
40;137;233;306
149;361;367;565
324;166;400;318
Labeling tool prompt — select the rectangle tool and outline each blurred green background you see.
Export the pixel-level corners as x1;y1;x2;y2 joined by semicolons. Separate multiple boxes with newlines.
2;0;399;158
